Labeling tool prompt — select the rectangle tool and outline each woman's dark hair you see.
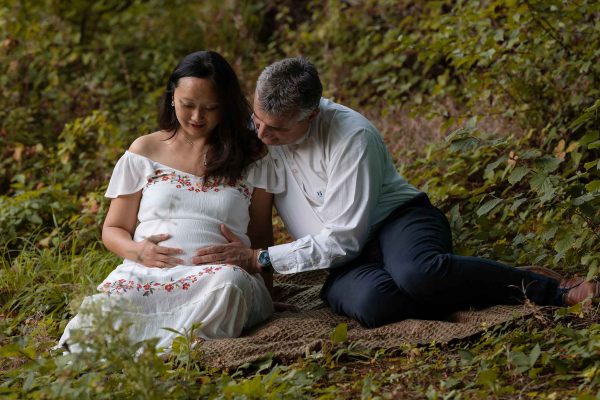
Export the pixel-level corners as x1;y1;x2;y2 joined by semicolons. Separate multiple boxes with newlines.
158;50;264;180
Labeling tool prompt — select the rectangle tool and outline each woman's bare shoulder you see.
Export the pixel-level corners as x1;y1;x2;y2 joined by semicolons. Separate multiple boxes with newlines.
129;131;172;158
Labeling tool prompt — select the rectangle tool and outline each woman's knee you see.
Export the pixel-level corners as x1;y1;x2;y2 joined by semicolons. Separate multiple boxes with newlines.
209;265;252;291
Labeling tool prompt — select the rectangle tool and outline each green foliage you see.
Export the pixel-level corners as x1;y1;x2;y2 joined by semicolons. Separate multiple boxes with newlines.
0;0;276;251
405;110;600;273
2;244;600;400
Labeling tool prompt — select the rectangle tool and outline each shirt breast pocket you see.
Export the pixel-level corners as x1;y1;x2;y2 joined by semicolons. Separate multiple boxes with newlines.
304;185;326;206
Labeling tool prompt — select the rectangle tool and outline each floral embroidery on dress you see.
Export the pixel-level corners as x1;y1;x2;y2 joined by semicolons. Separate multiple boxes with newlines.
145;169;251;199
101;265;236;296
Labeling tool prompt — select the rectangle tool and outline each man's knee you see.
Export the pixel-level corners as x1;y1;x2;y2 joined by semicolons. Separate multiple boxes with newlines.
337;285;406;328
394;254;452;298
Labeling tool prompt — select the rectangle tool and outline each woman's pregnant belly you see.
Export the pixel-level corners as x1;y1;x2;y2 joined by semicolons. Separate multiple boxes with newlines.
132;219;249;266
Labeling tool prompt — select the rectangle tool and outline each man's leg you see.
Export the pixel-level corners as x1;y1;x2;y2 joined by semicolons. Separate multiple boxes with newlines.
378;198;561;312
321;261;422;328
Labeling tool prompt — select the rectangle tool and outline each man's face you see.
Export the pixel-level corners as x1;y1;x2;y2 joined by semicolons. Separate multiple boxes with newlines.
252;95;315;145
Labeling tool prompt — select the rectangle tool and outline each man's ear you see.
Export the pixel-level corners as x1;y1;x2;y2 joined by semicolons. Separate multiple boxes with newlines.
307;107;320;122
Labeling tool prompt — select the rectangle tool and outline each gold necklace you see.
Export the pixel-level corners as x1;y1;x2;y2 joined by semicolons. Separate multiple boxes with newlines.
179;133;208;167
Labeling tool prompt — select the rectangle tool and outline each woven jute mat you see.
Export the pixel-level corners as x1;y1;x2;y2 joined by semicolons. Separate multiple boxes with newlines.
200;270;533;369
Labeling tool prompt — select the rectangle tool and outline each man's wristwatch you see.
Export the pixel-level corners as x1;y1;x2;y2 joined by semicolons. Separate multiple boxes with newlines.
257;249;272;272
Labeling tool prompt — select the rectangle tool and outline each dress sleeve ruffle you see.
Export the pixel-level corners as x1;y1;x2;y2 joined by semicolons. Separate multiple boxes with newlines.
105;151;156;198
244;149;285;194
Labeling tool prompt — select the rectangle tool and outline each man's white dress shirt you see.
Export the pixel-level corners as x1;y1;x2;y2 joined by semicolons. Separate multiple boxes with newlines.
267;98;421;273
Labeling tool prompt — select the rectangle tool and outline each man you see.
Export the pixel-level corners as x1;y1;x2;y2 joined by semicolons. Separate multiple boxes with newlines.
193;57;598;328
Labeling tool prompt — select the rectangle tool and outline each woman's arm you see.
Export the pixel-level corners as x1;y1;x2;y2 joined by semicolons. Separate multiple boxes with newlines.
247;188;274;294
102;191;184;267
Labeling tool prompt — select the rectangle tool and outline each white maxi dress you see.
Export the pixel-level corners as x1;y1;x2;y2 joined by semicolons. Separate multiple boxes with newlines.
58;150;283;351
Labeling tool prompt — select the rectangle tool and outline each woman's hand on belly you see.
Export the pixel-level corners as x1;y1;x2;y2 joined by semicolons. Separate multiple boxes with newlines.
135;234;185;268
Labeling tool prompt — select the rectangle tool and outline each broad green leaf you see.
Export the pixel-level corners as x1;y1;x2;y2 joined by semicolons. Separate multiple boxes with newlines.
0;343;22;358
519;149;542;159
529;173;553;195
585;180;600;193
477;198;503;216
583;160;600;170
508;166;529;184
540;226;558;241
171;336;186;354
587;140;600;150
256;357;273;373
449;137;479;153
330;323;348;344
476;369;497;388
484;157;505;180
578;131;599;146
30;213;43;225
554;236;573;254
512;351;530;369
573;193;596;206
529;343;541;366
458;349;474;364
510;198;527;211
534;156;562;173
465;116;478;130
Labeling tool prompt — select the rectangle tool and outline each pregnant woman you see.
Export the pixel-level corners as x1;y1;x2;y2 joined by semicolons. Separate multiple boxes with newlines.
58;50;282;351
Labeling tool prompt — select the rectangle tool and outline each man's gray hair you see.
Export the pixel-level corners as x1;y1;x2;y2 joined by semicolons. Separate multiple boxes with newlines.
256;57;323;121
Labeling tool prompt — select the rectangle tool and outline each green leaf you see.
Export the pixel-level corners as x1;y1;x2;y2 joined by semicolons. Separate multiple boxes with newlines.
458;349;474;364
585;180;600;193
465;116;477;130
573;193;596;206
534;156;562;173
449;137;479;153
29;213;43;225
519;149;542;159
529;173;553;195
477;198;503;216
484;157;505;180
587;140;600;150
23;372;36;392
540;226;558;241
510;198;527;211
529;343;541;366
330;323;348;344
512;351;530;369
508;166;529;184
578;131;599;146
554;235;573;254
0;343;22;358
583;160;600;170
476;369;497;388
255;357;273;373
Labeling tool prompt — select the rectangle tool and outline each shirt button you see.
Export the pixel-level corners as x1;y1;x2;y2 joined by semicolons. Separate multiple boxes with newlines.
292;169;298;174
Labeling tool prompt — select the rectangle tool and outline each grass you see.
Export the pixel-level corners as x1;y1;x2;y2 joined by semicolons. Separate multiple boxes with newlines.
1;241;600;399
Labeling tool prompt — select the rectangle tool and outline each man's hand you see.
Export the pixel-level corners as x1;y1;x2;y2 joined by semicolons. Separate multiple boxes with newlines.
135;234;184;268
192;224;260;273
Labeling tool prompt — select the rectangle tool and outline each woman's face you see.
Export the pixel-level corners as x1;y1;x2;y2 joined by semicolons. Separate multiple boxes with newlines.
173;77;221;138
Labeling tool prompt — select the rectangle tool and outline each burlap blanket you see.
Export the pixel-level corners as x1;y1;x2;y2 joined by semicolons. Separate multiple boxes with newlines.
200;270;533;369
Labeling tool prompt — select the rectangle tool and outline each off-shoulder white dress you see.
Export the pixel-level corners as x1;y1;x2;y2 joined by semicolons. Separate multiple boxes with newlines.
58;151;284;351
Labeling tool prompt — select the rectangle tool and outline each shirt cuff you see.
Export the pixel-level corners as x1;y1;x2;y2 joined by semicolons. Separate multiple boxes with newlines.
268;243;297;274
